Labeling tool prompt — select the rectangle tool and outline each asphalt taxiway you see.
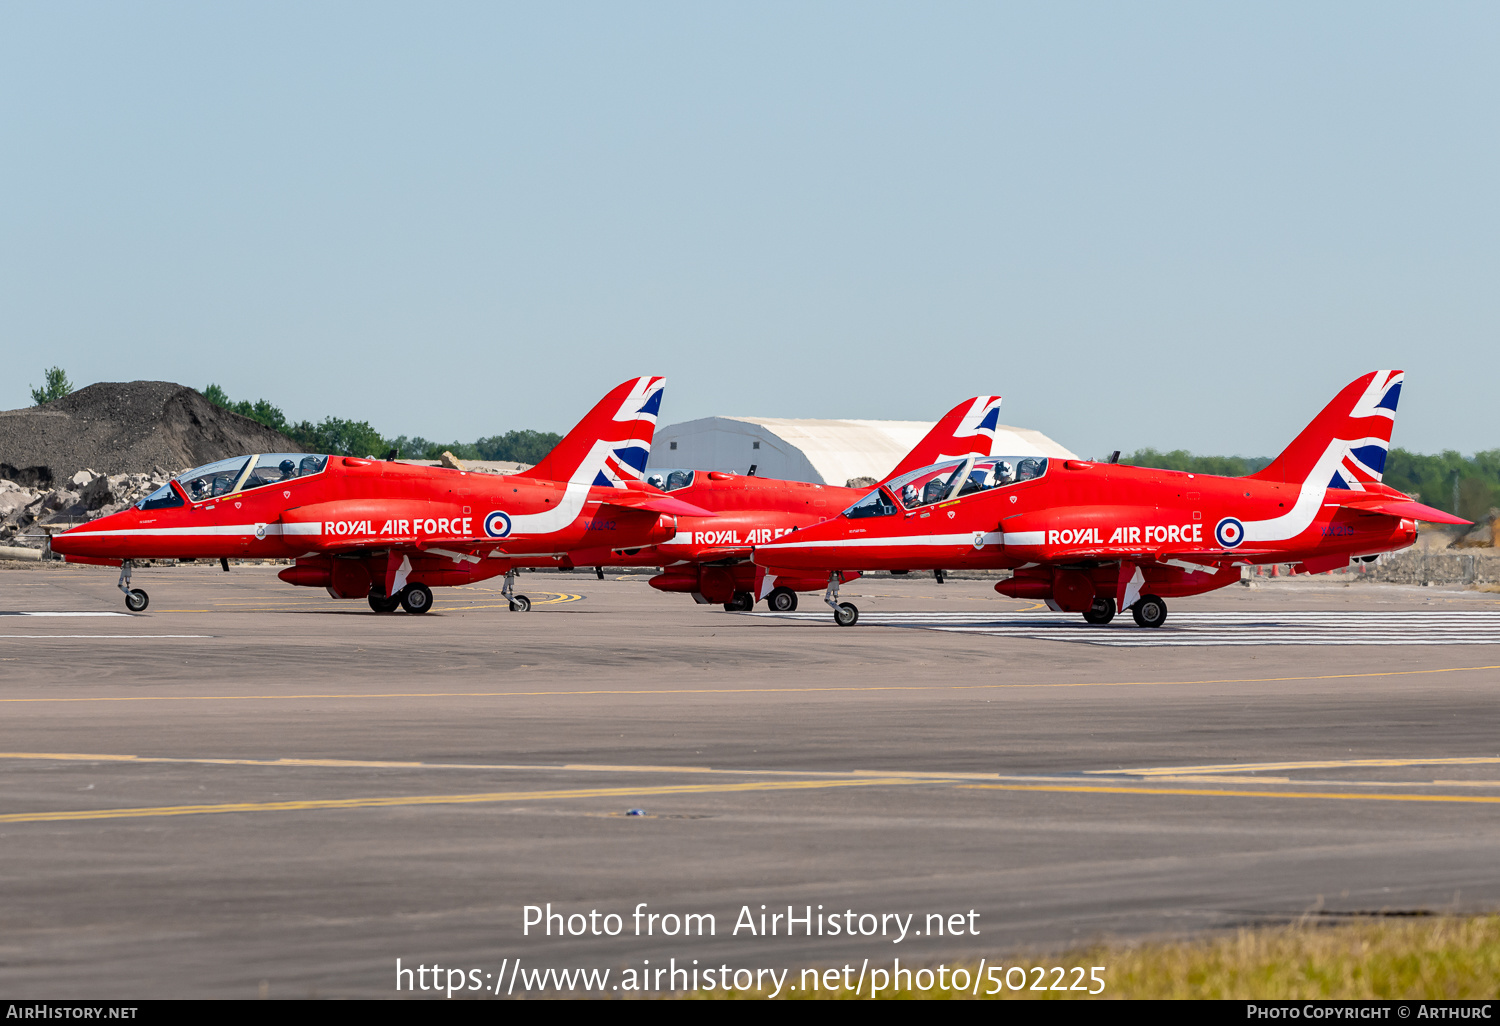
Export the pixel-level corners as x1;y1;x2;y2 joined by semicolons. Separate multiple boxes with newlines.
2;562;1499;997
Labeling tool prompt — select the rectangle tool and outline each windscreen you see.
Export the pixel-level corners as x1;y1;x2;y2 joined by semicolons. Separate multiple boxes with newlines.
645;469;695;492
884;456;1048;511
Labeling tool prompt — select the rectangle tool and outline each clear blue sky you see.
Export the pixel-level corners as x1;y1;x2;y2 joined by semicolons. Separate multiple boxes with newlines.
2;2;1495;457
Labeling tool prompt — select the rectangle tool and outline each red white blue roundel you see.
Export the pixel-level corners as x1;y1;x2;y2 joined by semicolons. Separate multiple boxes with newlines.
1214;516;1245;548
483;511;512;538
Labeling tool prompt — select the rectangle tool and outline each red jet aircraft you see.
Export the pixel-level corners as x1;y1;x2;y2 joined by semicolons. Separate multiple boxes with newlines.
534;396;1012;612
51;377;715;613
753;371;1468;627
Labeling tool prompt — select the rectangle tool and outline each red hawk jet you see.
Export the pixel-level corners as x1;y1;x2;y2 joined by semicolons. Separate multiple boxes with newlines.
544;396;1013;612
753;371;1468;627
51;377;712;613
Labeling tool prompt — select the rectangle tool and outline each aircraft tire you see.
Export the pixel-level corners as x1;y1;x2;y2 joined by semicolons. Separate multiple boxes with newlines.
1131;594;1167;628
367;589;400;613
767;587;798;612
509;596;532;612
124;589;149;613
723;591;754;612
400;583;434;615
833;602;859;627
1082;596;1115;625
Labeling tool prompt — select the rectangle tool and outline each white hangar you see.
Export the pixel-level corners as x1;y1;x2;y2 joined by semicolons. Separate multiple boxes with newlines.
649;416;1077;487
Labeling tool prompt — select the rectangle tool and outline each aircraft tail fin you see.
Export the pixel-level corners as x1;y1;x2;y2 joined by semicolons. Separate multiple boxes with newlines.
881;395;1003;483
517;377;666;486
1247;370;1403;492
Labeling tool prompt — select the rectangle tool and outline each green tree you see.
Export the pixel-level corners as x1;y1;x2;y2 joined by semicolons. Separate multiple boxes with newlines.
1120;448;1273;477
288;417;389;458
477;429;562;464
29;366;73;405
202;383;288;434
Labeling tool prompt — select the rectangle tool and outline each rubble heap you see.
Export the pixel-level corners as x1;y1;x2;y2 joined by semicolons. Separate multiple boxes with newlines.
0;469;173;548
0;380;301;487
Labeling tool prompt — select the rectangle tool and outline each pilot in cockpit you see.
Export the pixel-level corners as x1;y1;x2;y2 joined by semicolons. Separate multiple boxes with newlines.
900;483;919;509
647;473;666;490
278;459;297;481
994;460;1015;485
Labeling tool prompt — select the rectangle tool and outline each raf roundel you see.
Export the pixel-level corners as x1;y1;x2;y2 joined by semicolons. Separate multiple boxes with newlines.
483;511;513;539
1214;516;1245;548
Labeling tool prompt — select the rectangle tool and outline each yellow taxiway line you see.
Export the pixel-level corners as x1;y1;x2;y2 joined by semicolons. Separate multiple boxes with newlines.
0;663;1495;704
960;782;1500;805
1101;755;1500;777
0;776;920;825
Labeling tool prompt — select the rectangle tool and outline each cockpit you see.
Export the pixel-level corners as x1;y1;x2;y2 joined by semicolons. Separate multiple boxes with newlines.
645;468;696;493
137;453;330;510
841;456;1048;519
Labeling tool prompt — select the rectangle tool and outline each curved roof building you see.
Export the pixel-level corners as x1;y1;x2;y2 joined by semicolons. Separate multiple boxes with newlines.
650;415;1077;487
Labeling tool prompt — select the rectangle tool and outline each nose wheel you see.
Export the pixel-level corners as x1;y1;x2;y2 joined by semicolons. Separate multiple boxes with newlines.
117;561;149;612
502;569;530;612
823;572;858;626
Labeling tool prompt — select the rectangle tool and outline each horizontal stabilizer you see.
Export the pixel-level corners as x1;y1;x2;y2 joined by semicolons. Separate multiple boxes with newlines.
598;493;717;518
1339;498;1470;525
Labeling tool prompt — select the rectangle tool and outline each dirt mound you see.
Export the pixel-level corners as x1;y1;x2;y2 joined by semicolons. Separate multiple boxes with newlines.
0;381;303;485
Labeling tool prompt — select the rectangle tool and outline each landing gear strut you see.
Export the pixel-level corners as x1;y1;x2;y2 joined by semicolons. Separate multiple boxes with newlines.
1130;593;1167;628
118;560;148;612
502;569;531;612
722;591;754;612
824;572;858;627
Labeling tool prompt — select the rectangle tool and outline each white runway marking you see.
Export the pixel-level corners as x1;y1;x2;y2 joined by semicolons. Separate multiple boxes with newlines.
0;612;129;617
747;609;1500;646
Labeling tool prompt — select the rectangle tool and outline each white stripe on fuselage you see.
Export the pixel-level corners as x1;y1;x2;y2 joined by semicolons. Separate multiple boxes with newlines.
62;522;321;538
758;532;999;551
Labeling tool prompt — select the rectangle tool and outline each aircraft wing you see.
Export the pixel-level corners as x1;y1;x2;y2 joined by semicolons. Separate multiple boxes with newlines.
1335;497;1470;525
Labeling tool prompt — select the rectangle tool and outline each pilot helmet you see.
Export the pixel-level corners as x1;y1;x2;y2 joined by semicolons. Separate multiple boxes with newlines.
995;460;1014;483
901;483;918;506
279;459;296;476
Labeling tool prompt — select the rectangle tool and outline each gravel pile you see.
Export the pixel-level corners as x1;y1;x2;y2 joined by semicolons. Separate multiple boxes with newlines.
0;380;302;488
0;380;304;551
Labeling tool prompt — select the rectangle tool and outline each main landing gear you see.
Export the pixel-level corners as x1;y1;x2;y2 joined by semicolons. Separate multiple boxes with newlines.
1078;593;1167;628
766;586;798;612
366;583;434;614
502;569;531;612
722;592;754;612
1130;594;1168;628
118;560;148;612
1082;596;1115;624
824;572;858;627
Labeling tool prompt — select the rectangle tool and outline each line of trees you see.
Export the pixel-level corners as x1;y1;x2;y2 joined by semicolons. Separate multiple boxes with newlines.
1124;448;1500;522
202;384;561;465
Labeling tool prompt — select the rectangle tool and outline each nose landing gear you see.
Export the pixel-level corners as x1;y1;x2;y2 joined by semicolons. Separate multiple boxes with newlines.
502;569;531;612
118;561;149;612
824;572;858;626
